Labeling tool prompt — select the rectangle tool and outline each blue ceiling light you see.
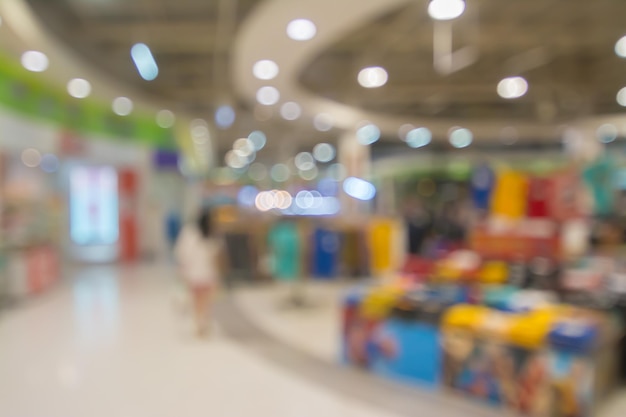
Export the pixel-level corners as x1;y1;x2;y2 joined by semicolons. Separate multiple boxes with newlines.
131;43;159;81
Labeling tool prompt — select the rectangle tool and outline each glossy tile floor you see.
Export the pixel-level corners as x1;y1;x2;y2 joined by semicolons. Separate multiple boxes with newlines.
0;264;398;417
1;264;625;417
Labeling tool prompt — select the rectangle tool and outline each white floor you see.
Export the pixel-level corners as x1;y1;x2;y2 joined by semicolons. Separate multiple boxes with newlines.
2;264;625;417
0;264;398;417
233;280;349;362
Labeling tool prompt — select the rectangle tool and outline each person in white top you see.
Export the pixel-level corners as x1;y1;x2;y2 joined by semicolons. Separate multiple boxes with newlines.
174;209;225;336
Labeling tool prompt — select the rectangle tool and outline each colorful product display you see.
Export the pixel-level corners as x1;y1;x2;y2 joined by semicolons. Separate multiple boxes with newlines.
340;250;624;417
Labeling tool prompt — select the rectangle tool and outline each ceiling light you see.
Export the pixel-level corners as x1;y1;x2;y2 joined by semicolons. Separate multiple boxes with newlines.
256;86;280;105
449;127;473;148
616;36;626;58
274;190;293;210
233;138;255;158
286;19;317;41
215;105;235;129
270;164;291;182
497;76;528;99
358;66;388;88
617;87;626;107
255;191;274;212
295;152;315;171
131;43;159;81
112;97;133;116
356;123;381;145
280;101;302;120
225;150;246;169
296;191;315;209
40;154;59;173
428;0;466;21
156;110;175;128
406;128;432;148
343;177;376;201
313;143;335;163
21;50;48;72
596;124;618;143
299;166;319;181
67;78;91;99
21;148;42;168
253;60;279;80
314;113;334;131
248;131;267;150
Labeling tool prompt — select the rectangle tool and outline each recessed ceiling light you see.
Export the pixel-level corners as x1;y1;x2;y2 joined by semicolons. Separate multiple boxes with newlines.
280;101;302;120
112;97;133;116
596;124;618;143
617;87;626;107
295;152;315;171
449;127;473;148
286;19;317;41
356;123;381;145
215;105;236;129
67;78;91;99
233;138;255;158
156;110;175;128
428;0;466;21
358;66;388;88
21;51;48;72
497;76;528;99
616;36;626;58
40;154;59;173
248;131;267;151
314;113;334;131
343;177;376;201
253;60;279;80
131;43;159;81
313;143;336;163
21;148;42;168
256;86;280;105
406;128;432;148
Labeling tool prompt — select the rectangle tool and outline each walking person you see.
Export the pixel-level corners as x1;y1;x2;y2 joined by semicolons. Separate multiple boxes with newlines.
174;208;225;337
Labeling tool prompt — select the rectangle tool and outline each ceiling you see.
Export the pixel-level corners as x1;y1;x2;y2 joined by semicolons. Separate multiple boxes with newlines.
23;0;626;157
301;0;626;123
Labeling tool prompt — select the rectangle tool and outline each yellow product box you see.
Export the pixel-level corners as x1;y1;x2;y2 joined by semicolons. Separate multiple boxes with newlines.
507;310;558;349
359;286;404;320
442;304;490;331
477;261;508;285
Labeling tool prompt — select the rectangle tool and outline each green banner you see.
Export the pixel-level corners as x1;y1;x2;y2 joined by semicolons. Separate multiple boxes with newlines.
0;52;176;149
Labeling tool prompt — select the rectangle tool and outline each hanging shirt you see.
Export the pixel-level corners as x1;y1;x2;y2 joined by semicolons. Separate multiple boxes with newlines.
527;177;550;217
491;171;528;219
268;222;300;281
583;156;615;216
471;164;495;211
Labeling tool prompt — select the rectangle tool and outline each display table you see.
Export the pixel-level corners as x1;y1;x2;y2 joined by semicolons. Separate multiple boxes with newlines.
341;282;623;417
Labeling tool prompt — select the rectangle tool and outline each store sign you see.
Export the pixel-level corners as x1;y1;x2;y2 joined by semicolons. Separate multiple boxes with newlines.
69;166;119;245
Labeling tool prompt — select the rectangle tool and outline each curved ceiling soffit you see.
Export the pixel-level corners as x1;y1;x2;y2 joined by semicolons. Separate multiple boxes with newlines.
233;0;626;144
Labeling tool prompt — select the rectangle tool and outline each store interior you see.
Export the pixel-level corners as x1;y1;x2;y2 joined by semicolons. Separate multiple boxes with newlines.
2;0;626;416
